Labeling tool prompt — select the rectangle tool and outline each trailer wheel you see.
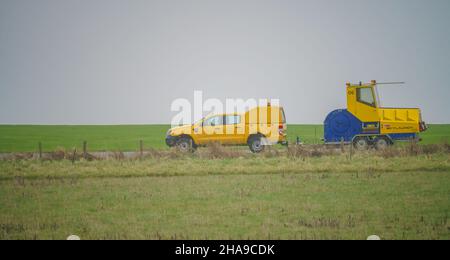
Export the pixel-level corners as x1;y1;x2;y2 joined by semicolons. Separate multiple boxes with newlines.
353;137;369;150
374;137;390;150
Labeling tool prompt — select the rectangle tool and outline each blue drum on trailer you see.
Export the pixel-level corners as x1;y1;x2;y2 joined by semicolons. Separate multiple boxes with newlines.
324;109;363;143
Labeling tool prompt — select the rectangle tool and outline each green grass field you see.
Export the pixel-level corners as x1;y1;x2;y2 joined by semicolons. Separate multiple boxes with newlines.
0;124;449;152
0;154;449;240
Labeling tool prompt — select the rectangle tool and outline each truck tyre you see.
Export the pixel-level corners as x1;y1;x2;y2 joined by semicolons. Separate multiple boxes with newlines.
248;135;265;153
176;137;195;153
353;137;369;150
374;137;390;150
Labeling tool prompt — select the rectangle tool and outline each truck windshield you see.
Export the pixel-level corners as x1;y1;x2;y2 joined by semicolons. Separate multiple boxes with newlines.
203;116;223;126
357;87;377;107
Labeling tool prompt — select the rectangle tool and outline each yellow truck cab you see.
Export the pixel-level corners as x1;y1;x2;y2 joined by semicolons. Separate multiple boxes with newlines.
166;104;287;153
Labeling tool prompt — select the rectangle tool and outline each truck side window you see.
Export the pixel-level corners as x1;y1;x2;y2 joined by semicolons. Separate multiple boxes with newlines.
225;115;241;125
204;116;223;126
357;87;376;107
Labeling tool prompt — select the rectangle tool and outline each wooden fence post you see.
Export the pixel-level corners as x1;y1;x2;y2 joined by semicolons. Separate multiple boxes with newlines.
38;142;42;159
139;140;144;158
83;141;87;159
314;127;317;145
72;148;77;164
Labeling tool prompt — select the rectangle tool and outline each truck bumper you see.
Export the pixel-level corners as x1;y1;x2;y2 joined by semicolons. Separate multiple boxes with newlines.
279;140;289;146
165;136;177;147
278;134;288;146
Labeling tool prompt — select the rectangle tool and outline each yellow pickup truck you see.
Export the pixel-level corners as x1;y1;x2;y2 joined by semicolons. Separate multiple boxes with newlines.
166;104;287;153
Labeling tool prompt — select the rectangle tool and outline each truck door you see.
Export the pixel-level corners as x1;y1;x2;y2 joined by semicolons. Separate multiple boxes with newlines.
355;87;380;123
197;115;224;144
224;115;245;144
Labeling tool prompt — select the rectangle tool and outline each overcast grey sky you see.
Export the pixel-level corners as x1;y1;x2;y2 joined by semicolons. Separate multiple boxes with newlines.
0;0;449;124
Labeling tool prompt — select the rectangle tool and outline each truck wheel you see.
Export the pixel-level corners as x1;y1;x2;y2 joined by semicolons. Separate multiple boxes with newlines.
353;137;369;150
176;137;195;153
374;137;390;150
248;136;265;153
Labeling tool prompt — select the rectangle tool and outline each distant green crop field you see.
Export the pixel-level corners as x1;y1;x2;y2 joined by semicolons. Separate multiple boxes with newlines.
0;125;169;152
0;124;448;152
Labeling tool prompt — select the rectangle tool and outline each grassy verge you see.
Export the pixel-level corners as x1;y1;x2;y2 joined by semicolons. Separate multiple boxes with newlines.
0;153;449;240
1;153;450;180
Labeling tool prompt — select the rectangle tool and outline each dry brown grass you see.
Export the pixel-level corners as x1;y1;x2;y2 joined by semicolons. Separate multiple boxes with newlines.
35;147;97;161
50;147;67;160
11;153;34;160
197;142;245;159
140;147;186;160
262;146;281;158
1;143;450;162
111;151;125;160
376;143;450;158
287;144;338;158
143;148;165;159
